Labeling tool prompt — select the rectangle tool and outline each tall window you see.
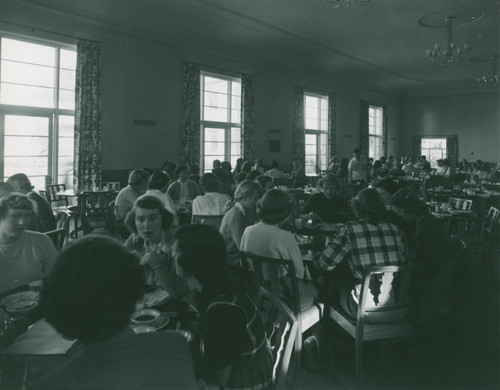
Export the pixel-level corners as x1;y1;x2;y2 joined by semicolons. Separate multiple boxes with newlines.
0;36;76;189
421;137;447;168
304;92;328;176
368;105;383;161
200;72;241;172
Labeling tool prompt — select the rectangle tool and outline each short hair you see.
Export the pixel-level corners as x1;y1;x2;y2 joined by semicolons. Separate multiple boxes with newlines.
234;180;263;202
41;235;144;343
7;173;33;193
246;170;260;181
241;161;253;173
174;224;227;286
211;167;226;181
270;160;279;169
212;159;221;168
256;189;292;224
255;175;273;189
0;182;14;198
162;162;176;173
319;174;338;188
350;188;385;224
147;171;170;191
353;148;361;154
392;187;428;217
199;172;219;193
0;192;34;220
234;172;247;184
188;164;200;175
375;178;398;195
128;169;149;187
174;164;188;177
124;195;173;234
221;161;232;172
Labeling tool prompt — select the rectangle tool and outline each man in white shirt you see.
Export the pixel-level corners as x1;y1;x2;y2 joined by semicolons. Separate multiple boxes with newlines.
348;148;367;183
264;160;285;181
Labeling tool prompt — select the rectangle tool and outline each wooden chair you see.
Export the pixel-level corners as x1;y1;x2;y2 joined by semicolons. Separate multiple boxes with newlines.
480;206;500;274
240;251;324;384
256;287;298;390
54;210;71;246
39;190;48;201
449;197;473;211
191;215;224;230
46;184;80;237
80;191;117;236
45;228;66;251
329;265;412;387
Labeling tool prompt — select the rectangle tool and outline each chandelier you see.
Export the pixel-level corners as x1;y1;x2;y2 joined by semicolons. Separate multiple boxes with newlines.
323;0;371;8
426;16;471;65
474;55;499;88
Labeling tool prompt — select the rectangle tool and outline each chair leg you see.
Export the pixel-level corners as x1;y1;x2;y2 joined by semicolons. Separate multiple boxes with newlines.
355;336;363;389
293;324;302;387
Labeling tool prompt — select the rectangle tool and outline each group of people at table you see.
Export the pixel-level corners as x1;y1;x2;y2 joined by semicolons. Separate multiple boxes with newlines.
0;151;474;389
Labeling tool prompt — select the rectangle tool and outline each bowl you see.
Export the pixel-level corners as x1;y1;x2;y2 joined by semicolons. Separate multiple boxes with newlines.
130;308;161;327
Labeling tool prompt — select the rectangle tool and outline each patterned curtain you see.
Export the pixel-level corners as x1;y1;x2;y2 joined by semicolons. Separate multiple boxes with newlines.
382;104;388;157
328;92;336;159
74;39;102;191
241;74;255;160
293;86;305;164
180;61;201;165
413;136;422;159
359;100;369;158
446;135;459;165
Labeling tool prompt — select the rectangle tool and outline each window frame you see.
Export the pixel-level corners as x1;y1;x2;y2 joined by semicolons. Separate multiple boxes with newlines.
200;71;241;172
368;104;384;161
0;34;76;188
420;136;447;168
304;91;329;176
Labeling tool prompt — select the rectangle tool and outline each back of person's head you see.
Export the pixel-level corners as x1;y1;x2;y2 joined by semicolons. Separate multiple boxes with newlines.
392;187;428;217
221;161;232;173
0;192;34;219
270;160;279;169
234;180;263;202
174;224;227;286
124;195;173;234
188;163;200;175
235;158;244;168
241;161;253;173
162;162;176;173
319;174;338;188
200;172;219;193
442;159;451;167
142;167;155;176
375;178;398;195
128;169;149;188
351;188;385;223
211;167;226;181
234;172;247;184
147;171;170;191
246;170;260;181
0;182;14;198
373;160;382;170
6;173;32;193
353;148;361;155
41;235;144;343
255;175;273;190
212;159;221;169
256;188;292;224
174;164;188;177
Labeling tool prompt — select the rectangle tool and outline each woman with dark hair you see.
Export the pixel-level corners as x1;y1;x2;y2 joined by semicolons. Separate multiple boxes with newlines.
114;169;149;221
124;195;188;300
233;158;244;174
314;188;409;320
166;164;200;202
219;180;262;266
192;173;231;216
173;224;272;388
0;193;56;294
35;235;197;390
241;160;253;174
240;189;317;310
255;175;273;192
245;170;260;182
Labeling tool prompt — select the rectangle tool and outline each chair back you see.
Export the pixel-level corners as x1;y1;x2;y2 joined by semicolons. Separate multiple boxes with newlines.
45;228;66;251
39;190;48;201
46;184;69;207
81;191;117;235
256;287;298;390
449;197;473;211
240;251;300;317
481;206;500;240
191;215;224;230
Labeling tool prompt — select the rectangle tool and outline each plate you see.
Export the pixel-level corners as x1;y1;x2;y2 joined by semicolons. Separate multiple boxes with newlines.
1;291;39;308
153;314;170;330
6;299;38;314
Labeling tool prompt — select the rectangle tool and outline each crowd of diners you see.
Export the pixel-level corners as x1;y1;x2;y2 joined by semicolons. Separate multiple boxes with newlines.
0;148;497;389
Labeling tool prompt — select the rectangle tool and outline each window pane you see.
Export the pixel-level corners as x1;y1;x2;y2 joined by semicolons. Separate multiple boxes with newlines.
320;120;328;131
204;156;224;172
305;134;316;144
1;38;56;67
204;106;228;122
59;115;74;137
4;156;48;177
231;128;241;143
58;137;74;157
231;96;241;110
57;175;73;188
58;157;73;176
305;95;318;110
321;155;327;168
60;49;77;70
204;76;228;94
230;155;239;167
0;82;54;108
231;109;241;124
59;69;75;90
5;115;49;136
5;136;49;156
320;134;327;149
305;144;316;155
320;98;328;111
231;142;240;155
1;60;55;88
204;91;228;109
59;89;75;110
205;128;225;142
205;142;225;155
231;81;241;97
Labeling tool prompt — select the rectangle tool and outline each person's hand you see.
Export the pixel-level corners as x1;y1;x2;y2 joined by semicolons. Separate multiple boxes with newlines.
308;213;323;223
140;251;163;269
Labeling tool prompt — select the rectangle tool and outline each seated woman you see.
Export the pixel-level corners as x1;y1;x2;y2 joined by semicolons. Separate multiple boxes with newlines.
124;195;188;300
290;160;307;188
0;193;57;295
145;171;179;226
301;174;349;223
219;180;262;266
240;189;317;311
173;224;272;388
255;175;273;192
34;235;198;390
166;164;200;202
114;169;149;222
192;173;231;216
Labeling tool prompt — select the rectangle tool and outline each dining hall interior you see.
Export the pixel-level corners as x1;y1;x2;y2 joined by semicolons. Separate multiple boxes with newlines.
0;0;499;389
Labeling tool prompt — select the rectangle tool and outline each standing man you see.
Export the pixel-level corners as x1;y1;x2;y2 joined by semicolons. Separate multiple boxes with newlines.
348;148;367;183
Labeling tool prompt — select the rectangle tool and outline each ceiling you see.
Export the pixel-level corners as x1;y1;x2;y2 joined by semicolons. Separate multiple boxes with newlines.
9;0;500;97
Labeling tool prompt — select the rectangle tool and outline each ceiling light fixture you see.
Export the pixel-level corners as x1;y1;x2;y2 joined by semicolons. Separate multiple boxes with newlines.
472;54;498;88
323;0;371;8
426;16;470;65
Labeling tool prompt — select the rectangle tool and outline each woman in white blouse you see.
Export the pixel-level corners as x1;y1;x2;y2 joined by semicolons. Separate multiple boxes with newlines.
192;173;231;216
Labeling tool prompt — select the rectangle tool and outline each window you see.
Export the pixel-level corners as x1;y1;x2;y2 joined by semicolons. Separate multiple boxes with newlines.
304;92;328;176
0;36;76;189
200;73;241;172
368;105;383;161
421;137;447;168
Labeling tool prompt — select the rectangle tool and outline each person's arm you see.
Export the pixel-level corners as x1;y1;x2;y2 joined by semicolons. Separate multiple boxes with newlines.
40;234;58;276
227;211;246;250
313;225;350;271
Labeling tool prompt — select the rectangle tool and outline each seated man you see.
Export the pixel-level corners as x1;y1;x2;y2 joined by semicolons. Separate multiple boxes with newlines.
264;160;285;181
313;188;409;321
192;173;231;216
33;235;198;390
114;169;149;222
7;173;56;232
166;165;200;202
301;174;349;223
